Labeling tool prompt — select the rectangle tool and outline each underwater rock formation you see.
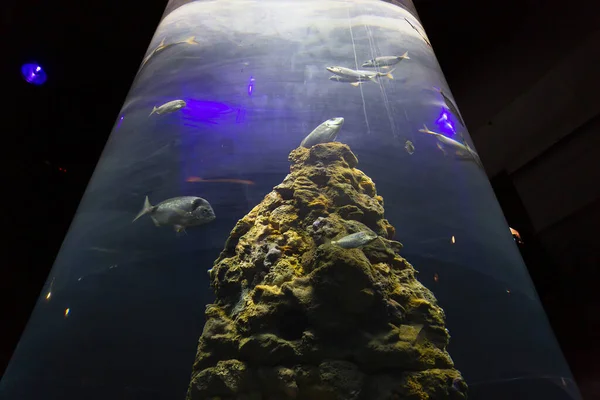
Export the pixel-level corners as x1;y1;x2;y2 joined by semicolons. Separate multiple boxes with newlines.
187;143;467;400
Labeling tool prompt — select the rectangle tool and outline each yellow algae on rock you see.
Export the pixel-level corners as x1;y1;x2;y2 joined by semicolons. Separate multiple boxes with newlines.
187;143;466;400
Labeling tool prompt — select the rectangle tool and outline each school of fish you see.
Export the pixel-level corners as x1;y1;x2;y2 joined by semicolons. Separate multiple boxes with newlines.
133;17;480;237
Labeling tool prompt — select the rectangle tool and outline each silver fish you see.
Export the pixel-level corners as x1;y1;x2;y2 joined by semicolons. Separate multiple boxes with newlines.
436;88;466;127
419;125;483;169
329;75;370;87
362;52;410;68
326;66;395;83
301;117;344;148
332;231;378;249
140;36;198;70
405;140;415;155
133;195;215;233
149;100;186;116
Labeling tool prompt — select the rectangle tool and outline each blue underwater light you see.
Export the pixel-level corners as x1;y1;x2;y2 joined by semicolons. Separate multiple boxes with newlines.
180;99;234;127
21;63;47;85
435;109;456;135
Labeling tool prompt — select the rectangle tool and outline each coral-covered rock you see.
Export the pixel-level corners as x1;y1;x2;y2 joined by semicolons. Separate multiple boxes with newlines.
188;143;467;400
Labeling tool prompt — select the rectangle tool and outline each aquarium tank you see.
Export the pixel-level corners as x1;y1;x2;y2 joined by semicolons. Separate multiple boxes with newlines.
0;1;581;399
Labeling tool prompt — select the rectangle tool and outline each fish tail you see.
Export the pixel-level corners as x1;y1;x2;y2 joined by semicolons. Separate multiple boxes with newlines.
386;68;396;80
401;51;410;60
185;36;199;45
149;106;157;116
419;124;434;135
133;196;154;223
413;324;426;345
350;82;362;87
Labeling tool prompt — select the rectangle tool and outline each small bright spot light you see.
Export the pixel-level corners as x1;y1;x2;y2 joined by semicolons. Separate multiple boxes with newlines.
64;308;70;318
506;289;511;295
451;235;455;244
433;273;439;283
45;292;52;300
21;63;47;85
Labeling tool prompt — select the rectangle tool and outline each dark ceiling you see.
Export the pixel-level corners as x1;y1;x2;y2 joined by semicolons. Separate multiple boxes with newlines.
2;0;599;398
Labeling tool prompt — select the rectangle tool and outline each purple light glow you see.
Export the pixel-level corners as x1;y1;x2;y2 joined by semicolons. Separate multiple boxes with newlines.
248;76;255;96
180;99;234;126
435;109;456;135
21;63;47;85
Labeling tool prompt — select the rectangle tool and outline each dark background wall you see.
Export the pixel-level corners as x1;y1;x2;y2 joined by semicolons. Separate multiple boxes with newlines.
416;1;600;396
1;0;598;397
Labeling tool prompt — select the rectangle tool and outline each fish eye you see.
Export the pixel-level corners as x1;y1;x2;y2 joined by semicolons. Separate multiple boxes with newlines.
191;199;205;209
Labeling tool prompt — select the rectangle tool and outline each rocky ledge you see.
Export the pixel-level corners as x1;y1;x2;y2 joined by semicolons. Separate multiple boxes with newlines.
187;143;467;400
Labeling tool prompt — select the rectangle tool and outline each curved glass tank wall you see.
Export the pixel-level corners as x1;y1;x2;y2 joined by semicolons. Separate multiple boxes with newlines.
0;1;581;399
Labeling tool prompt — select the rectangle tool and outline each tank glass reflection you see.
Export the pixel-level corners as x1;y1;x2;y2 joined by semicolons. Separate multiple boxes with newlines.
0;1;580;399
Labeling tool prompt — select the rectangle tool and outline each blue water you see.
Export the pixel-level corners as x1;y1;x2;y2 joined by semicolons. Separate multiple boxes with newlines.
0;1;579;399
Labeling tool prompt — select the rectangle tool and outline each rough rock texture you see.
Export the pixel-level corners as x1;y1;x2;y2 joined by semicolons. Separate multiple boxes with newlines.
187;143;467;400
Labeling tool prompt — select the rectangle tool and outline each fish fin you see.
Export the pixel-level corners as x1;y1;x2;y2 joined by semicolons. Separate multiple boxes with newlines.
159;37;166;47
350;82;361;87
150;216;160;227
174;225;187;236
386;68;396;80
381;66;390;70
185;36;199;45
149;106;157;116
400;51;410;60
133;196;155;222
436;142;448;156
369;75;379;83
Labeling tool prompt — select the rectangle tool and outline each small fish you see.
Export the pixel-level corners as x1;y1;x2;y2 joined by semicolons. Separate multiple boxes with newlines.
300;117;344;148
419;124;483;169
140;36;199;70
326;66;395;83
133;195;215;233
435;87;466;127
361;52;410;68
186;177;255;185
149;100;186;116
332;230;378;248
328;75;370;87
404;140;415;155
404;18;432;48
509;227;523;244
